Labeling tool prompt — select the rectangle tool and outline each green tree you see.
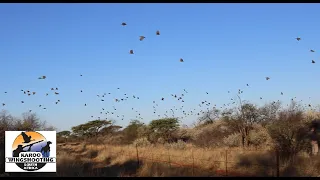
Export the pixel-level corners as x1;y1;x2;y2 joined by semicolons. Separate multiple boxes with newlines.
71;120;112;138
122;120;145;144
100;125;122;135
149;118;180;143
57;130;71;137
57;130;71;142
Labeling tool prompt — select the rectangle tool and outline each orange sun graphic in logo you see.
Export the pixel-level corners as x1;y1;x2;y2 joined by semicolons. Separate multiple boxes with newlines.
12;131;46;150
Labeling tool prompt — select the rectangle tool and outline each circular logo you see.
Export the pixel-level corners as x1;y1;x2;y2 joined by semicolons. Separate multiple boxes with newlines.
12;131;52;171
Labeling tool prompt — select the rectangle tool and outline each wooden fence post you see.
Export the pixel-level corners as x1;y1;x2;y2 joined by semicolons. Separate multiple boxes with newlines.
136;144;140;168
276;149;280;177
168;148;172;169
225;149;228;177
192;149;195;176
150;152;154;177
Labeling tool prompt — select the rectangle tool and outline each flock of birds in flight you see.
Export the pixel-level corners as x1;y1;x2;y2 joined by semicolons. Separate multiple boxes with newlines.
0;22;318;124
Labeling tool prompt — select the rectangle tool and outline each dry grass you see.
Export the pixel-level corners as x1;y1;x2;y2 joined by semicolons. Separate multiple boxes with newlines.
55;142;278;177
3;142;320;177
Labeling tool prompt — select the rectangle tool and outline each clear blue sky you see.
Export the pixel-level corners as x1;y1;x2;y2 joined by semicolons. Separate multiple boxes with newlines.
0;3;319;132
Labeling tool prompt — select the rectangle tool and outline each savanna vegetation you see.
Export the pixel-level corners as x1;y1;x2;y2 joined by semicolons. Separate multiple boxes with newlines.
1;99;320;177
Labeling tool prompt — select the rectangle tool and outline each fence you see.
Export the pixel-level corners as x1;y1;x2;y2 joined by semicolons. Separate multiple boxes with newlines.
58;143;288;177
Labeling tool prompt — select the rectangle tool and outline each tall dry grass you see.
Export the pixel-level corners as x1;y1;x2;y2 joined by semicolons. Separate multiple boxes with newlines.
2;142;320;177
55;142;278;177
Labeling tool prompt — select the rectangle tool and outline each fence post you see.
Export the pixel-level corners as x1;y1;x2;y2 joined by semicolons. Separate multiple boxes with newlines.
276;149;280;177
168;148;172;169
135;144;140;168
225;149;228;177
192;149;195;176
150;152;154;177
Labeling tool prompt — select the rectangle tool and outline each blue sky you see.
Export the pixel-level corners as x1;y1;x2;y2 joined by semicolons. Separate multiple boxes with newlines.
0;3;319;132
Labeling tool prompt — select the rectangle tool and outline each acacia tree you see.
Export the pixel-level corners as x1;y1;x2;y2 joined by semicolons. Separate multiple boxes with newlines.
57;130;71;137
57;131;71;142
149;118;180;143
122;120;145;144
100;125;122;135
71;120;113;139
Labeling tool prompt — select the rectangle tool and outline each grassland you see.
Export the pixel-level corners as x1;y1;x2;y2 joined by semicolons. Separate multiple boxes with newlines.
52;142;320;177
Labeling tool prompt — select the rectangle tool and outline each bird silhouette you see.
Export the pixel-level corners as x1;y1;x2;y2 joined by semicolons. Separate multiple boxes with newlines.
130;50;134;54
156;30;160;35
21;132;34;143
38;76;46;80
121;22;127;26
139;36;146;41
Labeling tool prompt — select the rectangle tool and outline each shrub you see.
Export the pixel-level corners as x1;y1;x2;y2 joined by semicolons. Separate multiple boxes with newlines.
164;140;187;150
223;133;242;147
192;121;231;148
249;124;272;148
266;102;311;160
133;137;151;147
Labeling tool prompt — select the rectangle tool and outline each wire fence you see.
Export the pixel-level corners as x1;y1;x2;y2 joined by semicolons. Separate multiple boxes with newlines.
59;143;287;177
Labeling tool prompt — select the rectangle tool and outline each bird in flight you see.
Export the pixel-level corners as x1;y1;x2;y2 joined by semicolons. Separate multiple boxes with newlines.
180;58;184;62
312;60;315;64
296;37;301;41
121;22;127;26
38;76;46;80
130;50;134;54
139;36;146;41
266;77;270;80
156;30;160;35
